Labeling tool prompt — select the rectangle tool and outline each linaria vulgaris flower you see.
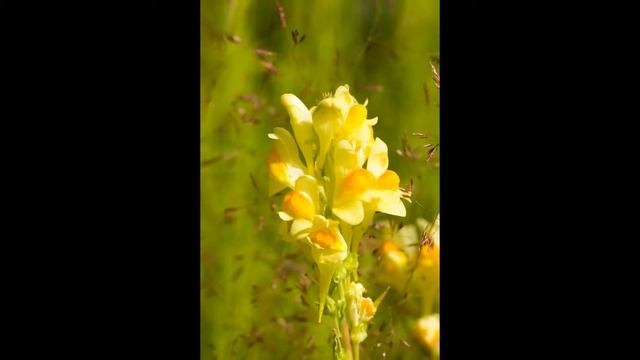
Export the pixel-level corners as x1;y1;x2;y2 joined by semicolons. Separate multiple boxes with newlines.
268;85;408;327
332;138;407;225
297;215;348;322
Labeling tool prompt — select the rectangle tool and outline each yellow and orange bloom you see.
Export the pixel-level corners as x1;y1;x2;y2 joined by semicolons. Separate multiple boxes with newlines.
380;240;408;272
332;138;407;225
269;85;410;337
293;215;348;322
418;214;440;268
277;175;321;239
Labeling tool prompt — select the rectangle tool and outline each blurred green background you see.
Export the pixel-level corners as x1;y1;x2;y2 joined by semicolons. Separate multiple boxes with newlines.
201;0;439;358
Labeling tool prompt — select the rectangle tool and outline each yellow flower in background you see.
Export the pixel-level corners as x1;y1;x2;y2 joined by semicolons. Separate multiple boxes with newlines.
419;243;440;268
418;214;440;268
411;215;440;318
380;240;408;272
415;314;440;356
332;138;407;225
267;127;307;196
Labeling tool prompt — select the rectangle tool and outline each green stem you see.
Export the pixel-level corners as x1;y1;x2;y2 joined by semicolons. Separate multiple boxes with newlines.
349;209;375;281
335;279;353;360
341;318;353;360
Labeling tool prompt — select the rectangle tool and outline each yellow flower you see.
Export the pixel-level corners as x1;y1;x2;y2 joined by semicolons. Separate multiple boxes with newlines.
311;85;377;169
267;127;306;196
294;215;347;323
419;244;440;267
277;175;321;239
304;215;347;263
415;314;440;355
418;214;440;268
332;138;407;225
380;240;408;272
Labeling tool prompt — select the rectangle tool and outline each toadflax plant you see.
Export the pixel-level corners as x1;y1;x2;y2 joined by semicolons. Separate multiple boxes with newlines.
267;85;411;359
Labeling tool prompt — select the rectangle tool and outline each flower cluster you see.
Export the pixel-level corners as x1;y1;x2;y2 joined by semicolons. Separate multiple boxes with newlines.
375;214;440;291
374;215;440;355
268;85;410;357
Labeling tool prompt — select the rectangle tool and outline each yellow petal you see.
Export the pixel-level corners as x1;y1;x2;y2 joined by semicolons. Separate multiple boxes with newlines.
337;168;376;201
362;189;406;217
366;137;389;177
309;229;337;249
267;157;288;196
332;140;359;185
294;175;319;212
333;85;357;119
271;127;302;165
380;240;407;272
281;94;315;170
383;249;408;272
290;218;313;239
310;236;347;263
282;191;315;220
352;124;375;167
268;128;306;188
311;100;343;170
419;244;439;267
267;148;288;184
332;197;365;225
278;211;294;221
339;104;367;138
308;215;348;260
376;170;400;191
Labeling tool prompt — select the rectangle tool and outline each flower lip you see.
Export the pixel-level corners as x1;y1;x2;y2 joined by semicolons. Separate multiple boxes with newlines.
282;191;315;220
376;170;400;191
338;168;376;201
310;229;337;249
